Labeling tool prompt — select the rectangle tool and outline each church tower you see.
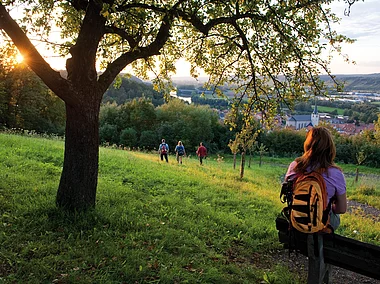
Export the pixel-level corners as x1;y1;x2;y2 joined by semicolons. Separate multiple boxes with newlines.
311;99;319;127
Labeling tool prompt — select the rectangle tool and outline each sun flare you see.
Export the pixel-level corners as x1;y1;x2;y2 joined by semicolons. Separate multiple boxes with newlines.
15;53;24;63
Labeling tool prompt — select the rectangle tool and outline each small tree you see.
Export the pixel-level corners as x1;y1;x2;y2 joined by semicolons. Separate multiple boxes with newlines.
374;114;380;146
354;151;367;183
248;142;256;169
257;143;268;168
228;139;239;170
234;123;259;178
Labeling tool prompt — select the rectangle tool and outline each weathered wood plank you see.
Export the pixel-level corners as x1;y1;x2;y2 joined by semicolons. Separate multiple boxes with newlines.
275;216;380;280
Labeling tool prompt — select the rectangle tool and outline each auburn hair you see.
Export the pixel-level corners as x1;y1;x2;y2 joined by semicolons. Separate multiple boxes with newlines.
294;127;338;174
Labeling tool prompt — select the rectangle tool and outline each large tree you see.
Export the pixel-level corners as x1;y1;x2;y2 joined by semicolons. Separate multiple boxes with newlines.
0;0;355;210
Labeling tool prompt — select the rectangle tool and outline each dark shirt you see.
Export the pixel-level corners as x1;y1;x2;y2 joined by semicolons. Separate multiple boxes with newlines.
197;146;207;157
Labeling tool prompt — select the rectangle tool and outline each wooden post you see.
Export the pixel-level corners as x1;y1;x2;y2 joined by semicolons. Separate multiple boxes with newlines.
240;151;245;179
355;167;359;183
307;234;331;284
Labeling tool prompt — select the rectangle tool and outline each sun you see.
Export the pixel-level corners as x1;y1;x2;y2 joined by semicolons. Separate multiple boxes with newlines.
15;53;24;64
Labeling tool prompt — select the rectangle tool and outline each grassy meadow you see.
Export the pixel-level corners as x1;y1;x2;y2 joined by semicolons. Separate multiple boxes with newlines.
316;106;345;115
0;133;379;283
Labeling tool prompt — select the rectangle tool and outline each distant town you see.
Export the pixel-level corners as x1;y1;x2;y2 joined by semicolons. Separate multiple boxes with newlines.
171;81;379;136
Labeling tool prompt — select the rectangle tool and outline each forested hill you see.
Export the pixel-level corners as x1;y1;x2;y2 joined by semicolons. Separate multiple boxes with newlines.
60;71;380;101
59;69;380;95
104;74;380;104
102;75;164;106
320;73;380;93
57;71;165;106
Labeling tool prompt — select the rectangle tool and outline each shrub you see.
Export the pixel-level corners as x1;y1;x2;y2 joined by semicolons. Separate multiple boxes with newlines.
99;123;119;145
119;127;137;148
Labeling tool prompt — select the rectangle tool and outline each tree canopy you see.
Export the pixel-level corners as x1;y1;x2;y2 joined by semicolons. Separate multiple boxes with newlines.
1;1;355;109
0;0;358;210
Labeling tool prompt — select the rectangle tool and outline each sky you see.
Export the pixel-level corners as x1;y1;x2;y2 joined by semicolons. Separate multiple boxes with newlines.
13;0;379;76
171;0;380;77
326;0;380;75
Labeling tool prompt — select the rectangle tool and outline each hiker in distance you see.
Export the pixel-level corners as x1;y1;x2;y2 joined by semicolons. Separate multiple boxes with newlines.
159;139;169;163
174;141;186;164
196;142;207;165
284;126;347;284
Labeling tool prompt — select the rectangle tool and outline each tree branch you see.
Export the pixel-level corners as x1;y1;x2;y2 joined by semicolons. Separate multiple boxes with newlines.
98;13;173;91
69;0;89;12
0;3;78;106
104;25;139;48
66;0;107;95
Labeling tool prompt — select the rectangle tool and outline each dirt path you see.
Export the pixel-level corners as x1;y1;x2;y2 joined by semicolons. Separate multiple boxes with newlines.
347;199;380;221
268;249;380;284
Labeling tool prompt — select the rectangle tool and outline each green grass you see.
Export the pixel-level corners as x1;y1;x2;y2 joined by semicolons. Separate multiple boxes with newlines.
0;133;379;283
338;163;380;208
317;106;345;115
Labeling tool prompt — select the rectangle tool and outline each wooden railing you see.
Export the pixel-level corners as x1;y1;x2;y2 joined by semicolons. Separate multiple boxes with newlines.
275;216;380;280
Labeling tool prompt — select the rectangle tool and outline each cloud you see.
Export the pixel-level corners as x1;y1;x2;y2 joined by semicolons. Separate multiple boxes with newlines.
357;60;380;68
331;0;380;39
328;0;380;74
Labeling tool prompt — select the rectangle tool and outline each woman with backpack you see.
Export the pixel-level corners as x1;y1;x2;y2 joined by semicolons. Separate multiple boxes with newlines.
174;141;186;164
285;126;347;224
284;126;347;284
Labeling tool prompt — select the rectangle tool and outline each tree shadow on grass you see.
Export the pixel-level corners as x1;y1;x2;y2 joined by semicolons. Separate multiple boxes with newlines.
23;206;112;236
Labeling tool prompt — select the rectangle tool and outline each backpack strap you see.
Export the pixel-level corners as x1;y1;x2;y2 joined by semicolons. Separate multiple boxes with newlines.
322;197;333;225
280;173;299;206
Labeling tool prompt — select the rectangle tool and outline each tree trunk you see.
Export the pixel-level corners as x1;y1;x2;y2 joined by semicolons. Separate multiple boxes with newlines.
240;151;245;179
56;91;101;211
248;152;252;168
233;153;237;169
259;154;263;167
355;167;359;183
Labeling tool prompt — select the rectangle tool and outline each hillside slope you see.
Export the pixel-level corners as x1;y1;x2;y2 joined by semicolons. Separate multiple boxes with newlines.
320;73;380;93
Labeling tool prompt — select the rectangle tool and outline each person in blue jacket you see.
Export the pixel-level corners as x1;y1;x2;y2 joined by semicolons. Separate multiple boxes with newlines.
159;139;169;162
175;141;186;164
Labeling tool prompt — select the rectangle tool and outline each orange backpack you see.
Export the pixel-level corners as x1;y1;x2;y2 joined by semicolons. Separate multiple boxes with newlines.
281;171;333;234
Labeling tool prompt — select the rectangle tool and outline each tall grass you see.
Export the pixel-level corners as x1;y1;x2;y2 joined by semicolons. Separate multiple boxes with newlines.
0;133;379;283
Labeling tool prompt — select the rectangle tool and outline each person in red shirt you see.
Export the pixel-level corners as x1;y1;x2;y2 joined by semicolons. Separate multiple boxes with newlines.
196;142;207;165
